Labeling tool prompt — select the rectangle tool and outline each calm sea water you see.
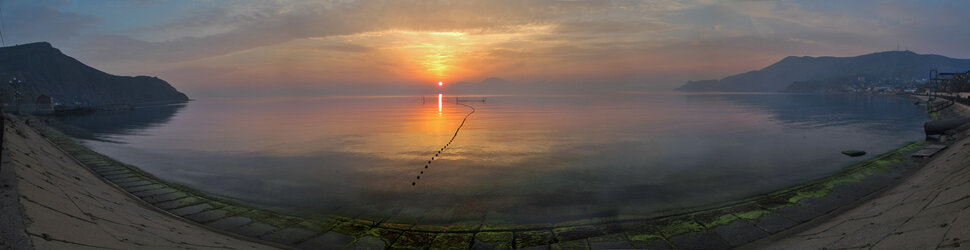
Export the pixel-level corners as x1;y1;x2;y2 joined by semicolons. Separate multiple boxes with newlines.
55;93;928;224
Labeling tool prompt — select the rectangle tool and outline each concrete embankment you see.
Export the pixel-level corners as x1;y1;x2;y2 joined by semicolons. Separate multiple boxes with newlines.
0;115;276;249
746;99;970;249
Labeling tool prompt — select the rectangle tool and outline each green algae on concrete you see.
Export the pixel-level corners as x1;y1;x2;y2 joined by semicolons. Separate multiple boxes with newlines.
390;231;437;249
329;220;373;236
752;141;924;208
553;225;604;242
474;231;512;243
654;217;705;237
429;233;474;249
626;232;669;249
357;227;403;247
514;230;556;248
473;232;514;250
550;239;590;250
733;209;772;221
479;224;516;231
445;223;482;232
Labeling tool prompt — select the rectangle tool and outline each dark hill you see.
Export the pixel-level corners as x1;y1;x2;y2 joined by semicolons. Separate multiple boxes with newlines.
675;51;970;92
0;42;188;106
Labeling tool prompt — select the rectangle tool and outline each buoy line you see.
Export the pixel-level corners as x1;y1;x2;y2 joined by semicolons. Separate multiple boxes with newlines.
412;103;476;186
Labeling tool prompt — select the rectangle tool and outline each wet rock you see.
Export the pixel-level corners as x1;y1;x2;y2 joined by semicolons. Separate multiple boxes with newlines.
842;150;866;157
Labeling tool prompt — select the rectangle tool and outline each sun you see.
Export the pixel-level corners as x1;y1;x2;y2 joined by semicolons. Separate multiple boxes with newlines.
438;81;443;86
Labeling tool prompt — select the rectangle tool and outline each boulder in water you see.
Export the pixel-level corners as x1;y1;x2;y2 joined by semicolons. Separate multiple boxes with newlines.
842;150;866;157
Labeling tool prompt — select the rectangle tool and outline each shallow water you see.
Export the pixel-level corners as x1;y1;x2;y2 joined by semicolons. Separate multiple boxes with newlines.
55;92;928;224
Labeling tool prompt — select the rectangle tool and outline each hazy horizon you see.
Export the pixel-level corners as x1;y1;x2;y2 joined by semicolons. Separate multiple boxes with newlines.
4;0;970;98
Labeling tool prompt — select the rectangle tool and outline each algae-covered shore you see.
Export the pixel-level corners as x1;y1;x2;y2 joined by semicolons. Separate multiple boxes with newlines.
1;97;967;249
745;97;970;249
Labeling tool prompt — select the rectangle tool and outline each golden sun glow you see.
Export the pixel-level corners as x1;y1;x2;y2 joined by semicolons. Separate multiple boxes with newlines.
355;26;554;82
178;25;557;86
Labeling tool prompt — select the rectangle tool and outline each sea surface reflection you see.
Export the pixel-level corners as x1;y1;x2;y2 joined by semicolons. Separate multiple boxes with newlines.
55;93;928;224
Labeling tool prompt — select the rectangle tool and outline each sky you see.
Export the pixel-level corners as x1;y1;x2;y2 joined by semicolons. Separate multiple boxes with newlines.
1;0;969;97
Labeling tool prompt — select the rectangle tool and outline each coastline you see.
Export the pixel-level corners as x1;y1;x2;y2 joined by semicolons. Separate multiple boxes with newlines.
744;98;970;249
0;114;277;249
0;97;964;249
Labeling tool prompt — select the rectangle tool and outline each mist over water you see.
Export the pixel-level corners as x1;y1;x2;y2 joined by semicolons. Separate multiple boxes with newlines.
55;93;928;224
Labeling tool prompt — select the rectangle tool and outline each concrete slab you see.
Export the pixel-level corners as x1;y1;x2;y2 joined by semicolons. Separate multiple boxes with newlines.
207;217;253;230
229;222;278;237
142;191;190;204
259;227;319;245
800;193;857;214
390;231;437;249
553;225;604;242
116;180;154;188
131;187;178;198
549;239;589;250
514;230;555;248
712;220;769;247
471;240;506;250
109;176;146;184
750;214;797;234
472;231;513;250
122;183;165;193
350;235;387;250
168;203;214;216
773;205;822;223
297;232;354;249
666;230;729;249
430;233;474;250
184;208;231;223
588;240;632;250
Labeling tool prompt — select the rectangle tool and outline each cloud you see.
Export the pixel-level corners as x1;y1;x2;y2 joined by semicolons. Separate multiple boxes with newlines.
555;21;675;34
0;0;100;44
59;0;722;64
5;0;970;96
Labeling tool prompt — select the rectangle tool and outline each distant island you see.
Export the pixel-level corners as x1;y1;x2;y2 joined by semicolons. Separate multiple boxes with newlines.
676;50;970;93
0;42;188;109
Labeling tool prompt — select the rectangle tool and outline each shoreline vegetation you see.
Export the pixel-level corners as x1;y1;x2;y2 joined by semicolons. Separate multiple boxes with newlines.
3;94;965;249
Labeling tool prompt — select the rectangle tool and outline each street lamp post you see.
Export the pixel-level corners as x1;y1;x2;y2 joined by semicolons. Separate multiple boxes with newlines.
8;76;22;114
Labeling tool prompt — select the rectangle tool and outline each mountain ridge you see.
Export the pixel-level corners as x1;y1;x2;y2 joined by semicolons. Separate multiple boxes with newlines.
676;50;970;92
0;42;188;106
